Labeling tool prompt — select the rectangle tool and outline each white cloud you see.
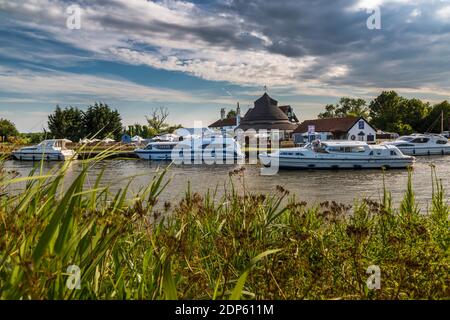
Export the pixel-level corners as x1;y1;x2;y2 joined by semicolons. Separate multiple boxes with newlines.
351;0;419;10
0;66;237;105
437;5;450;20
1;0;450;130
324;65;350;79
0;0;321;88
410;8;422;17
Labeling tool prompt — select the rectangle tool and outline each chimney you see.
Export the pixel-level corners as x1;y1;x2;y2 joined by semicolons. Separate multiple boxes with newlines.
236;102;241;127
220;108;225;120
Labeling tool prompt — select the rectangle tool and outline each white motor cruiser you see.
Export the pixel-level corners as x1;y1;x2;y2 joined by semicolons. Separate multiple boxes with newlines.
381;134;450;156
259;140;414;169
135;136;244;163
12;139;77;161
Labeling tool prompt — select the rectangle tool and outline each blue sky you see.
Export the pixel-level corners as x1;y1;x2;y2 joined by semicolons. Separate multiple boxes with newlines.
1;0;450;132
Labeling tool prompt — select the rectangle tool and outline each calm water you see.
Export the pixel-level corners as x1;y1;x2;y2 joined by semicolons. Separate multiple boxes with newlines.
3;156;450;210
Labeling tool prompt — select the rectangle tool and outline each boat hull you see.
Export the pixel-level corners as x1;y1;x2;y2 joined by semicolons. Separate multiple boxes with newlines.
135;150;243;163
12;152;78;161
259;155;414;169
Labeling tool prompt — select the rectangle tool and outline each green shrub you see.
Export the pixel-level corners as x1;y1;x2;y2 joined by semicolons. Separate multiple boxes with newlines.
0;156;448;300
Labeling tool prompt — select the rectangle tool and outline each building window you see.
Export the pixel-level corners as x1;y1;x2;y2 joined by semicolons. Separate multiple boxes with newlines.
359;120;365;129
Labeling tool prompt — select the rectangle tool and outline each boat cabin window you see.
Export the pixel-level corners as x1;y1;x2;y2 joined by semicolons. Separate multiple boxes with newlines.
390;150;398;156
155;144;175;150
327;146;366;153
396;144;414;147
436;140;448;145
398;136;414;142
411;137;429;143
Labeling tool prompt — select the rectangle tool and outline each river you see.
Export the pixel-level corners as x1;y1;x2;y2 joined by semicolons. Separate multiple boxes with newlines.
3;155;450;210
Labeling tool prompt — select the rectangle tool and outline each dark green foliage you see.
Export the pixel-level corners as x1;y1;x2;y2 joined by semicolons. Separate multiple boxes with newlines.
227;109;237;119
48;103;122;141
48;105;84;141
22;132;47;144
0;156;448;300
83;102;122;140
368;91;432;135
0;118;19;141
318;98;369;119
319;92;449;135
421;101;450;133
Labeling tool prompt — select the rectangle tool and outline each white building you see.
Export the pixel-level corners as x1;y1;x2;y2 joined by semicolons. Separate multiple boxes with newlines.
293;117;377;144
208;103;242;132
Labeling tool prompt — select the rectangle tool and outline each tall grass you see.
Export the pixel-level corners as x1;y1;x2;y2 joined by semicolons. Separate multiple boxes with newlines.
0;155;449;300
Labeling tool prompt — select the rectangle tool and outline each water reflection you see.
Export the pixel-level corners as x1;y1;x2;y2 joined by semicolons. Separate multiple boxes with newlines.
4;156;449;210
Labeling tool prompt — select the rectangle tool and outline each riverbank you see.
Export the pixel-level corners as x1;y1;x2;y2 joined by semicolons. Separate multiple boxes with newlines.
0;143;276;160
0;155;448;299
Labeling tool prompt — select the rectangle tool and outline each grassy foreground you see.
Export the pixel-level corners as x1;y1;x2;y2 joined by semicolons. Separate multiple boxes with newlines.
0;156;449;300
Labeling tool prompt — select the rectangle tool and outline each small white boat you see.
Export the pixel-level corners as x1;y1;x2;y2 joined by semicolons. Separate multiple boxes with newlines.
381;134;450;156
259;140;414;169
135;136;244;163
13;139;77;161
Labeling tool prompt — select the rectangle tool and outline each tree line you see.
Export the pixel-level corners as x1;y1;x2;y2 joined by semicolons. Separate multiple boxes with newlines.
318;91;450;135
124;107;181;139
47;104;180;141
1;103;181;144
1;92;449;144
48;102;122;141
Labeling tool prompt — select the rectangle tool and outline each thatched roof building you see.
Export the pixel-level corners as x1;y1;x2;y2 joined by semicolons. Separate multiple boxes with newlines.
236;93;298;131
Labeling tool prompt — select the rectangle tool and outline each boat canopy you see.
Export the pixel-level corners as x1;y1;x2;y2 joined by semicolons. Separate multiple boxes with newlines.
320;140;368;147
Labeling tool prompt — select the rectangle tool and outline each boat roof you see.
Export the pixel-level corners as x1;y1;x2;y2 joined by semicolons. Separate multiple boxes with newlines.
400;133;447;139
321;140;367;147
41;139;72;143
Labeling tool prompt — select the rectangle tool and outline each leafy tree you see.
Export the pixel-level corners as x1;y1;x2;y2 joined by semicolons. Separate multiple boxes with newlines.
369;91;433;135
0;118;19;142
226;110;237;119
145;107;181;136
368;91;411;134
421;101;450;133
318;97;369;119
83;102;122;140
125;124;153;138
318;104;338;119
23;132;47;144
48;105;84;141
402;98;431;132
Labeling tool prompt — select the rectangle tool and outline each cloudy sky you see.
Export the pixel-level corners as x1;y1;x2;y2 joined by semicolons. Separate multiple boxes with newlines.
1;0;450;131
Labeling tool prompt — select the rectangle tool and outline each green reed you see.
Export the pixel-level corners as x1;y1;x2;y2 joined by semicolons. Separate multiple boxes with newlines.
0;154;449;300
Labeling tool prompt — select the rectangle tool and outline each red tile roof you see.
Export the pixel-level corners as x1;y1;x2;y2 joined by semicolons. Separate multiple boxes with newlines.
209;117;237;128
294;117;365;134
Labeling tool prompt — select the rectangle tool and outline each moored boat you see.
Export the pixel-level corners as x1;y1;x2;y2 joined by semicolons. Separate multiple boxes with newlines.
381;134;450;156
12;139;77;161
135;136;244;163
259;140;414;169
